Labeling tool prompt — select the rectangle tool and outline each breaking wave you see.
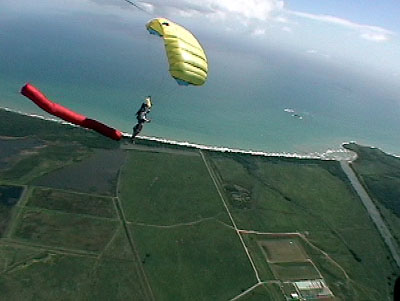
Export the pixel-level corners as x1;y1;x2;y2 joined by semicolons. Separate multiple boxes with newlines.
1;107;360;161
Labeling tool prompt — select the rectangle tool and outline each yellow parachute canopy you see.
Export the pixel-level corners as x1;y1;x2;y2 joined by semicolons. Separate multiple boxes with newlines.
146;18;208;86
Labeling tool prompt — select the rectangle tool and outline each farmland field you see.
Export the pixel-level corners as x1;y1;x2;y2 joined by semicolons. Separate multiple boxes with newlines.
0;110;398;300
259;238;308;263
26;187;117;218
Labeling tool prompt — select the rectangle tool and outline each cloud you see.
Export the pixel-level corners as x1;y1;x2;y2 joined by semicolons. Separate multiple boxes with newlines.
275;16;288;23
90;0;394;42
360;32;388;42
139;0;284;22
251;28;266;36
287;10;394;42
306;49;330;59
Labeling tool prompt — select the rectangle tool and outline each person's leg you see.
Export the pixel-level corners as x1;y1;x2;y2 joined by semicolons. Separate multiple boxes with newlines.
131;122;143;142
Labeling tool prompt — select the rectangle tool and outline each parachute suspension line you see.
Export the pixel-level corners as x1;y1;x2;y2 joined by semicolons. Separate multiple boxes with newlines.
121;0;154;16
143;29;165;101
159;84;179;103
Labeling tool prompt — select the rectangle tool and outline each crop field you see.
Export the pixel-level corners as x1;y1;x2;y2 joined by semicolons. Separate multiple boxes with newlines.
237;283;284;300
12;207;119;252
259;238;308;263
205;151;398;300
119;150;230;225
0;185;23;237
344;143;400;246
0;142;92;185
0;112;398;300
270;262;320;281
27;187;117;218
0;244;150;300
34;149;126;196
130;220;257;300
0;137;44;170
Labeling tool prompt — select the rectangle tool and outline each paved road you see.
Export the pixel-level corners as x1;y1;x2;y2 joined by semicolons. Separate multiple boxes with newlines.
340;161;400;268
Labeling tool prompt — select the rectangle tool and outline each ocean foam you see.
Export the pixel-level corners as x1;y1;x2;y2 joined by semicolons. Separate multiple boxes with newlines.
134;134;356;161
0;107;371;161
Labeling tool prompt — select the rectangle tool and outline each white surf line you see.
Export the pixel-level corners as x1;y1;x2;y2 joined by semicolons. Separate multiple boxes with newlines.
200;150;261;283
2;107;365;161
140;134;355;161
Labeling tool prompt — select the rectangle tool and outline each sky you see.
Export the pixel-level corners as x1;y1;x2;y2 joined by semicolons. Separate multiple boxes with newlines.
120;0;400;83
3;0;399;82
1;0;399;154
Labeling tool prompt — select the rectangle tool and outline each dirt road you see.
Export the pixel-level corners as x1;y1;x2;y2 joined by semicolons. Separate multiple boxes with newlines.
340;161;400;268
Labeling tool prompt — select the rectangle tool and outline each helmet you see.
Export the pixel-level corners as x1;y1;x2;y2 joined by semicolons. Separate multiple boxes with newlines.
145;96;152;108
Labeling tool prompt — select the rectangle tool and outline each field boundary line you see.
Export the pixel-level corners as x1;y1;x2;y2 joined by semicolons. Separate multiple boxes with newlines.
238;229;351;280
4;185;30;238
200;150;261;283
341;161;400;268
31;184;114;199
128;213;225;229
115;162;155;301
22;205;120;222
0;238;98;258
230;282;262;301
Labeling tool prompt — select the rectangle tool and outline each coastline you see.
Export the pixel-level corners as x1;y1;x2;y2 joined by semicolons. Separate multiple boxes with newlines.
0;107;373;161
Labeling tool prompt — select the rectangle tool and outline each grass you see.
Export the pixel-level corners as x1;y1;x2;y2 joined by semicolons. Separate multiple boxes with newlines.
270;262;320;281
344;143;400;244
238;283;284;301
130;220;257;300
0;249;95;300
0;141;92;184
0;110;398;300
26;187;117;218
33;149;126;196
206;151;397;300
0;109;120;149
88;258;152;300
101;224;134;261
0;137;45;169
0;242;152;300
119;150;229;225
0;185;24;237
12;207;119;252
259;238;308;263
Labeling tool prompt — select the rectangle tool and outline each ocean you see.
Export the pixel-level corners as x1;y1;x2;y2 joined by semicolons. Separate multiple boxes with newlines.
1;2;399;157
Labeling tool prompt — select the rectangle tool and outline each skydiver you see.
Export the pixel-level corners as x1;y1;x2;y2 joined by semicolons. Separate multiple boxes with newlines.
131;96;152;143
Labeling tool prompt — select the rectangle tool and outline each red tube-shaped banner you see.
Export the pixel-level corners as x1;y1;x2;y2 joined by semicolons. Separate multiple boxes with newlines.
21;83;123;141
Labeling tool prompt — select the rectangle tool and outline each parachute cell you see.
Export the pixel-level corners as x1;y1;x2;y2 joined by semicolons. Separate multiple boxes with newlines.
21;83;123;141
146;18;208;86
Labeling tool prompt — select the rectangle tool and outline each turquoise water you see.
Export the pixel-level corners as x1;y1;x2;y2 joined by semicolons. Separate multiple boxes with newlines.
1;2;399;155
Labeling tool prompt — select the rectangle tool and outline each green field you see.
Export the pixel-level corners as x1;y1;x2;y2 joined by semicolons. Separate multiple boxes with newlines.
0;185;23;237
270;262;320;281
12;207;119;252
237;283;284;301
130;221;257;300
119;150;230;225
27;187;117;218
0;243;151;300
205;151;398;300
33;149;126;196
259;238;308;263
0;110;398;300
344;142;400;246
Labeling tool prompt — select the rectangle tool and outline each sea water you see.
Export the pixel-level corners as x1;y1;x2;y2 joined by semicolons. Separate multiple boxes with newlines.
1;2;399;156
